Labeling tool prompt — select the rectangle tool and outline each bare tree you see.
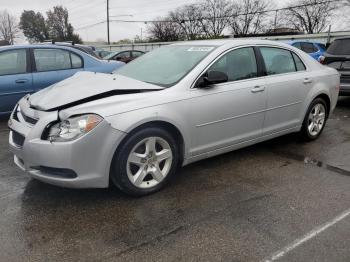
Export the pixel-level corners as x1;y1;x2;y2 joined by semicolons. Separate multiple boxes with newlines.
229;0;272;36
284;0;338;33
169;4;204;40
0;10;20;44
147;17;183;42
199;0;232;38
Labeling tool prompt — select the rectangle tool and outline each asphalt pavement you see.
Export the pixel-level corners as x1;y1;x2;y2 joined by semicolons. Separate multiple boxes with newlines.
0;97;349;262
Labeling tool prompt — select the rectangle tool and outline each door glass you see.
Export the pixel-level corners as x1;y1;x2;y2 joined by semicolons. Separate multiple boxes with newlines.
0;49;27;76
71;53;83;68
301;43;318;53
116;52;130;59
260;47;296;75
293;42;302;50
132;51;143;58
292;53;306;71
34;49;71;72
209;47;258;81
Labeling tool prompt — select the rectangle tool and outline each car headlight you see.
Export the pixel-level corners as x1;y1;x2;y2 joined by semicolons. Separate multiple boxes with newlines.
47;114;103;142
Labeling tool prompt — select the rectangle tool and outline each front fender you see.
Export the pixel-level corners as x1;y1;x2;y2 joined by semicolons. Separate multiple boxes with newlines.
105;102;192;160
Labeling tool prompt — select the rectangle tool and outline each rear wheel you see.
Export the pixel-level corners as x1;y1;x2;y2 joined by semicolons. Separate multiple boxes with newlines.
300;98;328;141
110;127;179;196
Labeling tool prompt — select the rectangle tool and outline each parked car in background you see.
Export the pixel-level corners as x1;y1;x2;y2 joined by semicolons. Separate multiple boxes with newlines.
104;50;145;63
8;40;339;196
0;44;124;115
43;42;101;59
287;41;326;60
95;49;112;58
319;37;350;96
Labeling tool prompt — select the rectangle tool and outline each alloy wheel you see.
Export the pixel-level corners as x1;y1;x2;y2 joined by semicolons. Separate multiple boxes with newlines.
308;103;326;136
126;136;173;189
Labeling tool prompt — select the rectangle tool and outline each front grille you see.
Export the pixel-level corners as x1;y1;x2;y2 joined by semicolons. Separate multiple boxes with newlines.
12;131;25;147
340;75;350;84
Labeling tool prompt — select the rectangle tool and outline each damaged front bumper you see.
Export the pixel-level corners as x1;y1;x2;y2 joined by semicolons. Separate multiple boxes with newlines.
8;97;126;188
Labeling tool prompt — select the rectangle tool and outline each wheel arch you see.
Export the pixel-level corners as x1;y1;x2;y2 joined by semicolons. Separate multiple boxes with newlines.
314;93;331;117
110;119;186;171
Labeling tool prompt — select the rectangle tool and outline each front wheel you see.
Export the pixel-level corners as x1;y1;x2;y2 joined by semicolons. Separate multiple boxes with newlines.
300;98;328;141
110;127;180;196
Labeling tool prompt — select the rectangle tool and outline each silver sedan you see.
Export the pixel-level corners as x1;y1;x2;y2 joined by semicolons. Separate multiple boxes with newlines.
8;40;340;196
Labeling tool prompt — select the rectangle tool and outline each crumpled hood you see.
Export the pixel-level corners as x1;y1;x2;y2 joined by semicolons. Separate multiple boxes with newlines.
29;71;163;111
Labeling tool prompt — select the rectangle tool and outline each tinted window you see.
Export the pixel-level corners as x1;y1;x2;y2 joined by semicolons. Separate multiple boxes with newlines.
292;53;306;71
71;53;83;68
116;52;130;59
260;47;296;75
301;43;318;53
209;47;257;82
293;42;302;50
34;49;71;72
0;49;27;76
327;39;350;55
132;51;143;58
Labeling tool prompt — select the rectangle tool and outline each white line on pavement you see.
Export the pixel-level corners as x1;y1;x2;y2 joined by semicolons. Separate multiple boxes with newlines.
264;208;350;262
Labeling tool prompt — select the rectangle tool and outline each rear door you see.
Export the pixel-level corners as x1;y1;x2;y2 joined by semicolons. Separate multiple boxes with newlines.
32;48;84;91
0;49;33;114
258;46;311;135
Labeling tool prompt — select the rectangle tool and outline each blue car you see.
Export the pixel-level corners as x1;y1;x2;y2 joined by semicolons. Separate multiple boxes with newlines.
287;41;326;60
0;44;124;115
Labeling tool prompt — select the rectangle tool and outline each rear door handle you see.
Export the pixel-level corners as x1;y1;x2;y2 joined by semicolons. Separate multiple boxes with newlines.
303;78;313;84
15;79;28;84
251;86;265;93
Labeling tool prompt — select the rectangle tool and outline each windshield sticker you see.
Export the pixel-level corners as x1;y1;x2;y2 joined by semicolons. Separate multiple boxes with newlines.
187;47;214;52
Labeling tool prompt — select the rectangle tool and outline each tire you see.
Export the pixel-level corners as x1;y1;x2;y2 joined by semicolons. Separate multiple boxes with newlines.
110;127;180;196
300;98;328;141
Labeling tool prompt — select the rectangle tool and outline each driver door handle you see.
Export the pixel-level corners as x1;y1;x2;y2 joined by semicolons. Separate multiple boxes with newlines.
15;79;28;84
303;78;313;84
251;86;265;93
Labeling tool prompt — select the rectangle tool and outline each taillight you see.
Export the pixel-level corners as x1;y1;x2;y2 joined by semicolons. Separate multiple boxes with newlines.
318;56;325;64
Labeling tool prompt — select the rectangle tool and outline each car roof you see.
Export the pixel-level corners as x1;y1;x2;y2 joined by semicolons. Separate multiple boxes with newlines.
0;44;86;52
171;39;295;49
287;40;322;45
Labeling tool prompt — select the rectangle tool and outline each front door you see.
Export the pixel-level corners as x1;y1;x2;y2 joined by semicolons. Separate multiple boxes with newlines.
189;47;267;156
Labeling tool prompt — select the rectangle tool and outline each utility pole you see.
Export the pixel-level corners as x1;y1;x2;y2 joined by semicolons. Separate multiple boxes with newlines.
107;0;110;45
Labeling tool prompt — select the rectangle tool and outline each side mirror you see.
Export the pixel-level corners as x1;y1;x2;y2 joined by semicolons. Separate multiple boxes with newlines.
196;70;228;88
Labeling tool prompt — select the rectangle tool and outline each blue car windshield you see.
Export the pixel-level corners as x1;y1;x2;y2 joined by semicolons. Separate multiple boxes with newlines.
114;45;216;87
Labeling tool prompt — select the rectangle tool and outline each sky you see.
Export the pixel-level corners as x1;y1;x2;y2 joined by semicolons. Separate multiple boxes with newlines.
0;0;347;43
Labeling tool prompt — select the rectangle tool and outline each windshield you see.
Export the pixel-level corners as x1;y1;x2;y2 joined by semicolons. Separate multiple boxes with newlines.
327;39;350;55
114;45;216;87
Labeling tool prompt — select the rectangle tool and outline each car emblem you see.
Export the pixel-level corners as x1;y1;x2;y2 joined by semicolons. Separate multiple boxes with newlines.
8;119;12;127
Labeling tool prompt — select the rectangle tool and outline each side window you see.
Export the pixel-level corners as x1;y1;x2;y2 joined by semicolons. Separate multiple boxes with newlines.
116;51;130;59
293;42;302;50
292;53;306;71
132;51;143;58
71;53;83;68
209;47;258;82
301;43;318;53
0;49;27;76
34;49;71;72
260;47;296;75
